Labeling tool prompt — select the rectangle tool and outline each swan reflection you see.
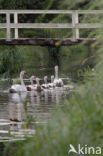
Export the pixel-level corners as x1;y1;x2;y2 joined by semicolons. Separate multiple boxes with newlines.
9;92;28;122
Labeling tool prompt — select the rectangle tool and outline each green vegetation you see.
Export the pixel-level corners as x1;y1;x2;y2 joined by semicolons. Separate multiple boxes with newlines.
0;44;94;80
1;0;103;156
0;0;97;78
0;46;23;78
3;58;103;156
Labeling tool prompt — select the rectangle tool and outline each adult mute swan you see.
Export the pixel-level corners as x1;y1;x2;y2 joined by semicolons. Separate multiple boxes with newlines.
42;76;49;89
34;77;43;92
26;75;36;91
9;71;27;93
53;65;64;87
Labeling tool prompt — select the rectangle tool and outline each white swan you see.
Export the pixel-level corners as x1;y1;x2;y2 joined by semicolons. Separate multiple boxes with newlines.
9;71;27;93
53;65;64;87
9;92;27;103
42;76;49;89
48;75;55;88
34;78;43;92
26;75;36;91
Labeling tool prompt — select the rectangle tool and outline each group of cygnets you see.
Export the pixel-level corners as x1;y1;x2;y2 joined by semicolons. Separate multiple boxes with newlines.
9;66;64;93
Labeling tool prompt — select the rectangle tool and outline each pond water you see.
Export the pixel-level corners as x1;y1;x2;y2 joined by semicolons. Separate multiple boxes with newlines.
0;45;89;154
0;34;94;156
0;76;72;144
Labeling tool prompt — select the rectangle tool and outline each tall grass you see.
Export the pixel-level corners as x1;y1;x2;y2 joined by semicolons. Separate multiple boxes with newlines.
0;46;23;78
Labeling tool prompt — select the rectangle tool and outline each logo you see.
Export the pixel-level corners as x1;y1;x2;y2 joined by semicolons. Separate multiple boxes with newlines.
68;144;101;155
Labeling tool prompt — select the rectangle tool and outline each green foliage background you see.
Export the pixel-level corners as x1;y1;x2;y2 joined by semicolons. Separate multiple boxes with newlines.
0;0;96;79
1;0;103;156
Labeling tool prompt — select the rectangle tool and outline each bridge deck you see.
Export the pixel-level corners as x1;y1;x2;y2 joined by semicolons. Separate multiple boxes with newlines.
0;38;95;46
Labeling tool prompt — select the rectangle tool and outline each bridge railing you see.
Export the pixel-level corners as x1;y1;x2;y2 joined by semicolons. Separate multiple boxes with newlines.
0;10;103;41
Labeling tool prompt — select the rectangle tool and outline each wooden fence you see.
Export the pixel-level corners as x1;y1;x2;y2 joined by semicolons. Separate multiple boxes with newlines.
0;10;103;43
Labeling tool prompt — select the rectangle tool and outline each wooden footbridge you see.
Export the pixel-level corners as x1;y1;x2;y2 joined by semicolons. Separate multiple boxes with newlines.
0;10;102;46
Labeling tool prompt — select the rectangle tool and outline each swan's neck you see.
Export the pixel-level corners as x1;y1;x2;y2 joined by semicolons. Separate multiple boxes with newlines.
45;79;47;84
36;80;40;86
55;67;58;79
20;73;25;86
51;78;54;83
30;78;34;86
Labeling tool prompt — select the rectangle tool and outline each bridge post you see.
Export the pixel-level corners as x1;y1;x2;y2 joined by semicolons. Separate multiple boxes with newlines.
6;13;11;41
72;11;79;41
14;13;18;39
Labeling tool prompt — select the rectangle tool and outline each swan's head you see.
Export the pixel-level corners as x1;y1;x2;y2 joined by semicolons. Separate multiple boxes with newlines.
30;75;36;80
55;65;58;71
36;77;40;82
44;76;48;81
36;77;41;86
20;71;28;77
44;76;48;84
51;75;54;82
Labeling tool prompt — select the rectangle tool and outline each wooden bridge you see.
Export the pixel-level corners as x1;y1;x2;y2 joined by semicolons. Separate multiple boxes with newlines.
0;10;102;46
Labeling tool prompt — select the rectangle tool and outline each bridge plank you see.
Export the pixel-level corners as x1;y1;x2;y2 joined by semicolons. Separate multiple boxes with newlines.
10;23;73;28
0;10;103;14
0;38;94;46
0;23;102;29
77;23;103;28
0;10;73;14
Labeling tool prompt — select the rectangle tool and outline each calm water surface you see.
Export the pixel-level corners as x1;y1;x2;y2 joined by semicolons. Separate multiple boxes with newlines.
0;81;71;142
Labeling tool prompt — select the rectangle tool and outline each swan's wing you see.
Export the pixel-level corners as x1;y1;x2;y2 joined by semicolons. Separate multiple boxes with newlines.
27;85;35;90
19;86;27;91
11;84;26;92
54;79;64;85
48;83;54;88
58;79;64;85
11;84;21;90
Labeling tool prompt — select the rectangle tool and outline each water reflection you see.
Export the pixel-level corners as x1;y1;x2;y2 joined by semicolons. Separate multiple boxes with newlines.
0;86;71;142
9;92;27;122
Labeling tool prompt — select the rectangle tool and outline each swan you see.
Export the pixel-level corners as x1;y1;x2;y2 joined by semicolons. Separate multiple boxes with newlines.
34;77;43;92
26;75;36;91
48;75;55;88
9;71;27;93
42;76;49;89
9;92;27;103
53;65;64;87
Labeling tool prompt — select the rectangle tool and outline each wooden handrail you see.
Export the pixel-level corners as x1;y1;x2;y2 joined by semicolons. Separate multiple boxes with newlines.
0;10;102;41
0;10;103;14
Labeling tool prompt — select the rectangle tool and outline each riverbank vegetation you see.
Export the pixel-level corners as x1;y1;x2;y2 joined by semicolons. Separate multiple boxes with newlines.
1;0;103;156
0;0;97;79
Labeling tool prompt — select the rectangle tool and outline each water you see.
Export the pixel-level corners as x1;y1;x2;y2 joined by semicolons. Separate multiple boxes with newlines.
0;81;71;143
